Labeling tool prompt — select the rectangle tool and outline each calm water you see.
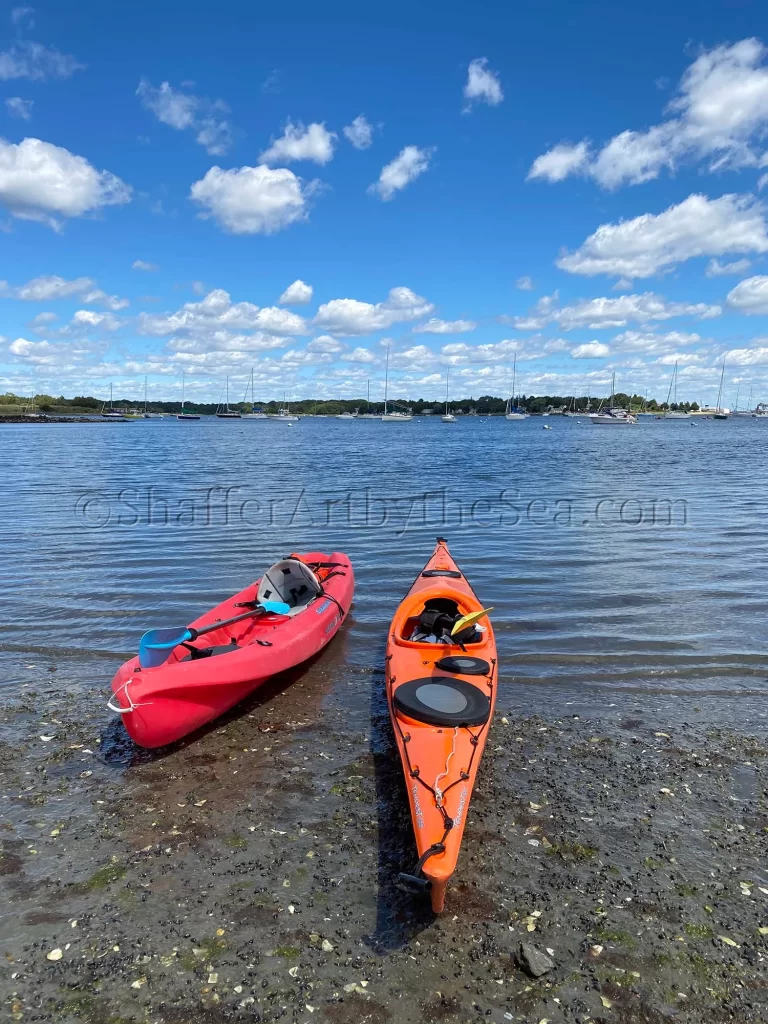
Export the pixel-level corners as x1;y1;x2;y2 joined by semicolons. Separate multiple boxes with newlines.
2;416;767;723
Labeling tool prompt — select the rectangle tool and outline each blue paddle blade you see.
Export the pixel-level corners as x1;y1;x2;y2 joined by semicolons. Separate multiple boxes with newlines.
137;601;290;669
139;627;193;669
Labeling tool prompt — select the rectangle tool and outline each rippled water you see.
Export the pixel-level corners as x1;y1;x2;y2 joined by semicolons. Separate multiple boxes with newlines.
2;416;767;721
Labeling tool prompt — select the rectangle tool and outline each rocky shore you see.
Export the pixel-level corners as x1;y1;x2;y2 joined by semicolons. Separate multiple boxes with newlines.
1;663;766;1024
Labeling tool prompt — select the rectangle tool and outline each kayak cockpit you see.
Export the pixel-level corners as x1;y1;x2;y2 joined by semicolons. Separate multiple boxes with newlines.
393;590;490;649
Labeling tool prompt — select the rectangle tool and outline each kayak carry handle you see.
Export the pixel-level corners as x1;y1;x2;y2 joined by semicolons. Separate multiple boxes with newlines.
396;872;433;895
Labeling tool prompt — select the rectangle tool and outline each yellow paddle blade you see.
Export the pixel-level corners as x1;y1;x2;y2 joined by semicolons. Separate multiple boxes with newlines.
451;607;494;636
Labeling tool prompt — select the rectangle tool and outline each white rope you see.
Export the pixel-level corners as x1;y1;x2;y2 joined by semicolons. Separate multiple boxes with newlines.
434;727;459;807
106;678;153;715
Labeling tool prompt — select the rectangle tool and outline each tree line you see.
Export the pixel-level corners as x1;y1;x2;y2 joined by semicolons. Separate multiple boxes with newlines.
0;391;701;416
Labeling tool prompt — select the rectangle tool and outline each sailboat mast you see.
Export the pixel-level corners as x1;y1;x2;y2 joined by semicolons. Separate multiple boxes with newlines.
181;370;185;412
512;353;516;407
384;345;390;415
367;379;370;410
445;368;449;415
716;360;725;411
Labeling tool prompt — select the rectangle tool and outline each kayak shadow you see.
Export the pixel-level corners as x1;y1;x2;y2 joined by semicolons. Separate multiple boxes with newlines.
365;665;437;952
100;652;327;768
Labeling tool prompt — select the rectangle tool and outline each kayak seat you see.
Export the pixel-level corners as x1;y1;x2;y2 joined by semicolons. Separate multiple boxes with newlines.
181;643;241;661
257;558;323;617
421;569;462;578
393;676;491;727
434;655;491;676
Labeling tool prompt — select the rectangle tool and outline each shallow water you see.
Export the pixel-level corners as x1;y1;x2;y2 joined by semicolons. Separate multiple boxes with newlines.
3;416;768;1023
1;415;766;721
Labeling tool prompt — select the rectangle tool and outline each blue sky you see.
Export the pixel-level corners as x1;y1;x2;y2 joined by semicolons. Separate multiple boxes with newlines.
3;0;768;408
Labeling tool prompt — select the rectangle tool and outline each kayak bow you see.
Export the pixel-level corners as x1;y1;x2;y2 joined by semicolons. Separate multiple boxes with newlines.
385;538;498;913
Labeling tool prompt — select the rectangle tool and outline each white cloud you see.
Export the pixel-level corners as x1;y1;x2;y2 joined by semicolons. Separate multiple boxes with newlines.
463;58;503;110
344;346;376;363
30;311;56;327
722;346;768;364
9;336;51;358
368;146;433;201
343;115;373;150
136;79;232;155
572;341;611;358
279;279;313;305
705;257;752;276
612;329;702;354
259;121;336;166
5;96;32;120
139;288;307;338
413;317;476;334
80;289;129;311
527;141;591;183
516;275;534;290
307;334;343;353
0;274;129;310
11;275;94;301
0;41;83;81
557;194;768;278
132;259;158;272
528;39;768;189
71;309;120;331
190;164;315;235
510;290;721;331
0;137;131;229
656;351;705;365
313;286;434;336
726;274;768;313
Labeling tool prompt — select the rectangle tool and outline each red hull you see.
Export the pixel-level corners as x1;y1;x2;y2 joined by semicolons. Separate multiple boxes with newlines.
109;551;354;747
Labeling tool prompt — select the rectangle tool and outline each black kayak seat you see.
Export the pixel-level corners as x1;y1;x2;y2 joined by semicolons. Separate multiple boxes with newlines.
393;676;491;727
421;569;462;578
434;655;491;676
181;642;241;662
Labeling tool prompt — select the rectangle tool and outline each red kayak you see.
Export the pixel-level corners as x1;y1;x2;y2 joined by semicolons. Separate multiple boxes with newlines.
109;552;353;747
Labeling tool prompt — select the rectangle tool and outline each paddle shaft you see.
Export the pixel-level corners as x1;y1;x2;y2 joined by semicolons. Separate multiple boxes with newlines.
187;606;270;641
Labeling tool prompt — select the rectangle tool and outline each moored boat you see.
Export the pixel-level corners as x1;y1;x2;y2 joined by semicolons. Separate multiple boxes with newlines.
386;538;497;913
109;552;354;747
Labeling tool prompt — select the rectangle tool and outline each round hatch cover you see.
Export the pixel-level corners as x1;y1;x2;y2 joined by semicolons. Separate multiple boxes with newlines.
393;676;490;727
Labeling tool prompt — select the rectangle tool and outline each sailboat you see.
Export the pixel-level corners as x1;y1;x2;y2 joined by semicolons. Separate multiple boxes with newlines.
733;385;752;417
269;392;299;421
358;379;381;419
101;383;125;420
563;393;581;417
713;360;729;419
382;344;413;421
442;369;456;422
216;376;242;418
505;354;528;420
177;370;200;420
664;362;689;419
242;368;268;418
591;373;637;425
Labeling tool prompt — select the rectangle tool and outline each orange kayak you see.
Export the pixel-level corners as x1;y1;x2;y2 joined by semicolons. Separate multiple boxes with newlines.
385;538;497;913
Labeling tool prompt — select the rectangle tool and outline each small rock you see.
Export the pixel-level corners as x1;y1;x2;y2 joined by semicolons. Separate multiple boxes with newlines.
517;942;555;977
46;948;63;962
321;938;334;952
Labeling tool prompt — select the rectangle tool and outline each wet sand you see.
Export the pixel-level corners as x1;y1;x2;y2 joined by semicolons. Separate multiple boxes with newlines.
2;659;767;1024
